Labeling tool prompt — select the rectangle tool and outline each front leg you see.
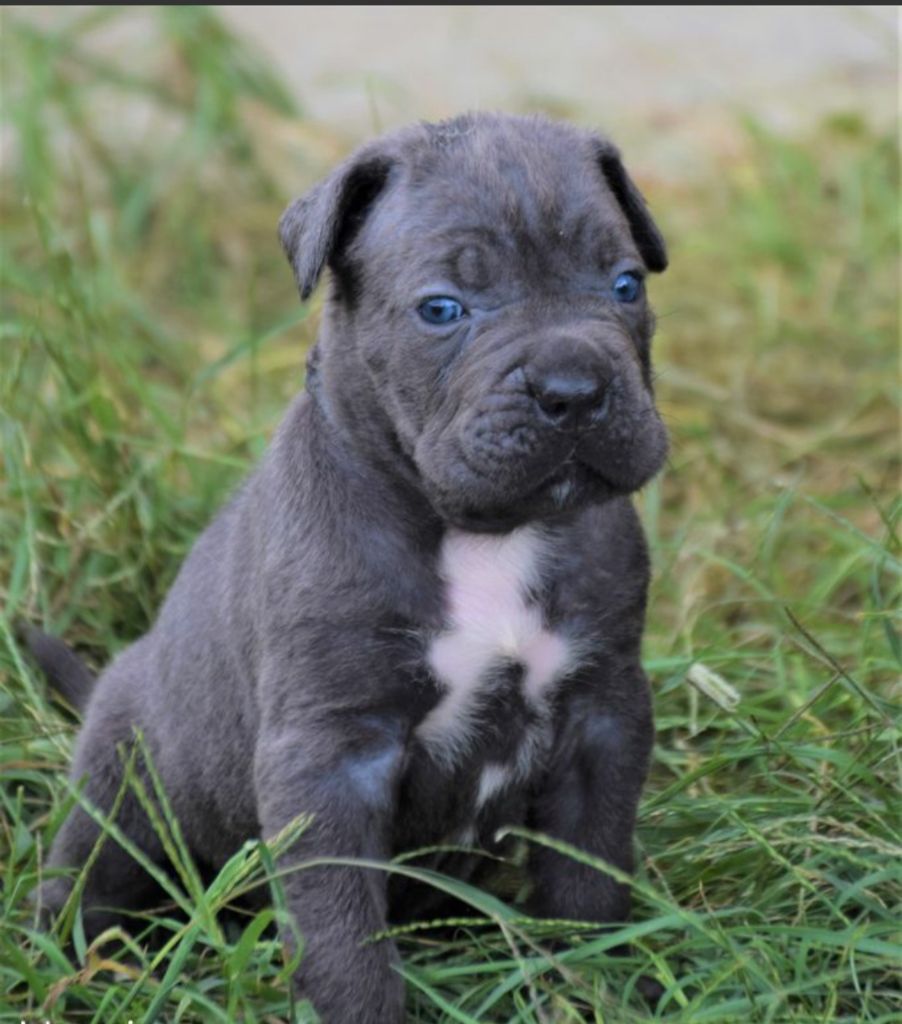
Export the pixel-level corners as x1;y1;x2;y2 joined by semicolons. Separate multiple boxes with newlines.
254;711;407;1024
529;663;654;923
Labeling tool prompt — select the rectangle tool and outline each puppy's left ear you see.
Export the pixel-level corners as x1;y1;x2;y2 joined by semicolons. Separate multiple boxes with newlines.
279;146;395;300
595;140;668;273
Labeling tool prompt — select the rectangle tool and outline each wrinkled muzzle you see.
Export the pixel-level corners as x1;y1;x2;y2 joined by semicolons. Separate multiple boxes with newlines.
412;326;668;530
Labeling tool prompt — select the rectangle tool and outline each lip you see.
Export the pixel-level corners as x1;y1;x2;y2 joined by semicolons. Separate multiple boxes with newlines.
441;457;614;533
543;454;612;492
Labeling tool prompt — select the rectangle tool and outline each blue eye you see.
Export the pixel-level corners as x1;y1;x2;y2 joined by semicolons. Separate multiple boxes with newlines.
418;296;466;325
612;271;643;303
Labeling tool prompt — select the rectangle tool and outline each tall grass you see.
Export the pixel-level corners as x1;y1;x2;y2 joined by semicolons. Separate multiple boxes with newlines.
2;8;899;1022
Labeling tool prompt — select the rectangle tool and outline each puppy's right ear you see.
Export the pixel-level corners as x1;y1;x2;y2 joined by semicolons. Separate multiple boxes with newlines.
279;149;395;300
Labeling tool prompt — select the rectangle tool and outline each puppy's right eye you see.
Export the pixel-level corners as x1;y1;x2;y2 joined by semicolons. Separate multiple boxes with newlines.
418;297;466;325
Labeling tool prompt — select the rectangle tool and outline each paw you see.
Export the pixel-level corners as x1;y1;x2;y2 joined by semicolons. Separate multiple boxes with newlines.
32;876;73;928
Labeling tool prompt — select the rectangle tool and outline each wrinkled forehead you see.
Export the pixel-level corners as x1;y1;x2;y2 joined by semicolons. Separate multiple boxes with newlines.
360;127;640;291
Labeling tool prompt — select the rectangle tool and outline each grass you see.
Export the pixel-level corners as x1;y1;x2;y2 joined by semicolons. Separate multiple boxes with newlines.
1;8;899;1023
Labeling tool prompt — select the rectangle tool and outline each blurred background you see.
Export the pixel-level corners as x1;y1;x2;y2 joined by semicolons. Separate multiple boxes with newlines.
3;3;896;648
2;6;899;1022
224;5;898;164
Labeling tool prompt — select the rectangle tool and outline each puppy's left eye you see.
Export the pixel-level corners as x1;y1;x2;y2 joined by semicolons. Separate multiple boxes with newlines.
612;271;643;303
418;297;466;325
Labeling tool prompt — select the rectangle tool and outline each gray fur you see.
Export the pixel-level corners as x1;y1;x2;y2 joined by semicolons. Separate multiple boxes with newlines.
34;112;669;1022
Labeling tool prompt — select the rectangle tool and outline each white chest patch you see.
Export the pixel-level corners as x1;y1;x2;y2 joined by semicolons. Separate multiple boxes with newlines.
417;526;578;769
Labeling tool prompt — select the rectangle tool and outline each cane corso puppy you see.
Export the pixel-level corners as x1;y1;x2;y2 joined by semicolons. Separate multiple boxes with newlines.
30;112;669;1021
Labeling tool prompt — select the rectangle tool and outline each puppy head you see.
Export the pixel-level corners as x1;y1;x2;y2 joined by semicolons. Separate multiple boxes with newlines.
280;113;669;531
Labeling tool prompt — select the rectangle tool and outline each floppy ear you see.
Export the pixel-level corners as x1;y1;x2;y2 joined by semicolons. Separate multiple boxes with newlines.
595;140;668;273
279;150;395;300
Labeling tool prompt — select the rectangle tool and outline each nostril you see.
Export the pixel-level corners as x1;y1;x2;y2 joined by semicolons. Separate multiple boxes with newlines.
593;385;612;423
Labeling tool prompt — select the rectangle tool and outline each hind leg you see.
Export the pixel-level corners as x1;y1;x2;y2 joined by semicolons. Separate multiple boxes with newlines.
41;815;166;937
41;684;167;937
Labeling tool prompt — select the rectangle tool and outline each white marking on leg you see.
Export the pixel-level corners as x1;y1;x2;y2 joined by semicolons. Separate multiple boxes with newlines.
476;762;512;807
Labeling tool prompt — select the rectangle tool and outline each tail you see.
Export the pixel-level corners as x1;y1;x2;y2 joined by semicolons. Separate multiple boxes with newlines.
21;624;95;713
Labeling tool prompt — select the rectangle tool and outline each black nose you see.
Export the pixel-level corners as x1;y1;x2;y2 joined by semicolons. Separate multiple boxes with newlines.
525;368;609;428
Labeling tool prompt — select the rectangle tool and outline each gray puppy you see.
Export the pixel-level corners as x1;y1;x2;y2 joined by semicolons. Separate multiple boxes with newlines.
30;112;669;1021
